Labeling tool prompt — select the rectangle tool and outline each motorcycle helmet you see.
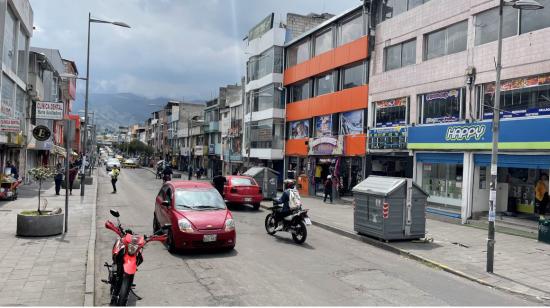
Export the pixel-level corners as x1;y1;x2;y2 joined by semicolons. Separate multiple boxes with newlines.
284;179;296;190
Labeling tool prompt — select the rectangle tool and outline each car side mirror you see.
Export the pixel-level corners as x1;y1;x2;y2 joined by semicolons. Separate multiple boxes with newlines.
161;200;170;208
110;209;120;217
161;224;171;230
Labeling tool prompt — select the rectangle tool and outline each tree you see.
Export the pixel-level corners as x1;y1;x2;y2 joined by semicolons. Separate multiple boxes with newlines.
27;167;55;215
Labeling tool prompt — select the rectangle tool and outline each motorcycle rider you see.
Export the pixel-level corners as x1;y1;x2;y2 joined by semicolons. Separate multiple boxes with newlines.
162;164;173;182
272;179;297;231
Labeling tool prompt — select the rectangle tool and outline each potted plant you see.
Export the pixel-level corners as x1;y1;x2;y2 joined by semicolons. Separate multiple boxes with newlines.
16;167;64;237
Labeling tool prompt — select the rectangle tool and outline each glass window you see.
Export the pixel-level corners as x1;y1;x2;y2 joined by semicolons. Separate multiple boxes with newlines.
290;80;310;103
314;29;333;56
341;110;364;135
401;40;416;66
17;27;28;82
339;14;363;46
247;47;283;83
315;73;334;96
421;163;463;200
520;0;550;34
231;178;256;186
383;0;408;20
408;0;426;10
385;39;416;71
425;21;467;60
1;74;15;118
3;7;16;72
15;86;25;121
287;39;310;67
251;84;283;111
289;120;310;139
374;97;408;127
420;88;464;124
175;188;226;210
475;6;518;46
385;44;402;71
250;119;284;149
342;62;364;90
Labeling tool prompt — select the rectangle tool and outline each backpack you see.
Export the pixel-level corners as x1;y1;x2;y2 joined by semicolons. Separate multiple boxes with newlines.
288;188;302;210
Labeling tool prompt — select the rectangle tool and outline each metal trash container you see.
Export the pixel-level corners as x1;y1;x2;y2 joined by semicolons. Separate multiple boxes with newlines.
352;176;428;241
539;218;550;244
243;167;279;200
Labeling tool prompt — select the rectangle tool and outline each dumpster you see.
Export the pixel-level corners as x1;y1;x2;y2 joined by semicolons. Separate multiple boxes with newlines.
539;218;550;244
243;167;279;200
352;176;428;241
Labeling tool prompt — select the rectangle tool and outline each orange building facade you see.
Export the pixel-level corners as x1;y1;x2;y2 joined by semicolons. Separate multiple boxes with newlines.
283;5;369;198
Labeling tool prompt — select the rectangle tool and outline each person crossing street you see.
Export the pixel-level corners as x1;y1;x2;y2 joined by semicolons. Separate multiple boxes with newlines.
110;166;120;193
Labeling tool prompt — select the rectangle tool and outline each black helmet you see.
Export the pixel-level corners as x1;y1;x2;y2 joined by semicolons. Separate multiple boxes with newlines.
284;179;295;190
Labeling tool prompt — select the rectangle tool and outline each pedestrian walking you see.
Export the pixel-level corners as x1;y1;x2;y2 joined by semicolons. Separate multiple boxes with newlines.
68;164;78;195
212;173;227;197
323;175;333;203
110;166;120;193
188;164;193;180
535;173;549;219
54;163;64;195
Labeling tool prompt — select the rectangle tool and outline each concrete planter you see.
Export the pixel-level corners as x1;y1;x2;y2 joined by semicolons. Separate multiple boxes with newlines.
16;212;64;237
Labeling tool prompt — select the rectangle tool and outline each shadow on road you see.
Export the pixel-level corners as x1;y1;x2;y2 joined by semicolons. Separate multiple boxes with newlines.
269;234;316;250
168;246;239;259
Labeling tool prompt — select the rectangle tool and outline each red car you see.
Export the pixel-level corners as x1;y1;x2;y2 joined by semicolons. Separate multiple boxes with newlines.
223;176;263;210
153;181;236;252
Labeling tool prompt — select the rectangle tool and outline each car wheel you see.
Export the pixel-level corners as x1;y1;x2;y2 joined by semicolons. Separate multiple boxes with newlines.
253;203;260;211
166;229;176;253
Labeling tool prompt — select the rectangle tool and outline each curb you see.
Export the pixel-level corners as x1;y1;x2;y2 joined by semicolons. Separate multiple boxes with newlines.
84;169;98;306
259;204;550;304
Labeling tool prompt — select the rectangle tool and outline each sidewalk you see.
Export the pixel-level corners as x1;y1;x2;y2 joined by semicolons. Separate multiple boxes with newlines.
263;196;550;302
0;173;98;306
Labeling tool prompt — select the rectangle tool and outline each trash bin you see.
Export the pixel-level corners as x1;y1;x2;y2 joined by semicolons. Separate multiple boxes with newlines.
352;176;428;241
539;218;550;244
243;167;279;200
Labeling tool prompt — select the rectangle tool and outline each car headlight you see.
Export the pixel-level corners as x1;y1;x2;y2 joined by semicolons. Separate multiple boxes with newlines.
224;218;235;231
127;243;139;255
178;218;194;233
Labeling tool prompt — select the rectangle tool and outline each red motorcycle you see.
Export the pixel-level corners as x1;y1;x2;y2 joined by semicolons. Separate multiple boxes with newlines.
103;209;170;306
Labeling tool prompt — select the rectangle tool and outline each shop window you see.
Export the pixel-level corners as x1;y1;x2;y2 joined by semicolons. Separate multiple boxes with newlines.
479;74;550;120
374;97;408;127
314;114;336;137
315;72;334;96
314;29;333;56
341;61;366;90
520;0;550;34
421;163;463;201
474;6;518;46
381;0;430;21
289;119;310;139
287;39;310;67
385;39;416;71
289;80;310;103
425;21;467;60
340;109;364;135
339;13;364;46
419;88;464;124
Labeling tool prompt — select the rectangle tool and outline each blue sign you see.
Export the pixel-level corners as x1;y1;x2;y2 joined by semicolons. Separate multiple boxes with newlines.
408;117;550;150
483;107;550;120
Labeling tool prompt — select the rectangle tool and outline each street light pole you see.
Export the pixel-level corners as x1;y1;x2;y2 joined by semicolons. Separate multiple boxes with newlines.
487;0;543;273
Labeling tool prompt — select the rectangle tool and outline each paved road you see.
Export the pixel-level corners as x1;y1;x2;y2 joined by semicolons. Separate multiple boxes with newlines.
94;168;536;306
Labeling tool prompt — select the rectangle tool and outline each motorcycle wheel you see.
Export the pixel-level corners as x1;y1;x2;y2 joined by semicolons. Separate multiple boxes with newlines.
291;221;307;244
264;214;277;235
116;273;134;306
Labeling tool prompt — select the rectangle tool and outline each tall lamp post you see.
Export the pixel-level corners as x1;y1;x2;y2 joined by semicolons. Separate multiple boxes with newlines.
486;0;543;273
81;13;130;196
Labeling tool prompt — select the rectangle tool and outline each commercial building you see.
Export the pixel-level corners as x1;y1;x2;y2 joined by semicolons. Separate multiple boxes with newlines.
0;0;32;176
283;5;369;198
176;100;205;171
243;12;332;184
204;97;222;178
220;83;244;175
368;0;550;221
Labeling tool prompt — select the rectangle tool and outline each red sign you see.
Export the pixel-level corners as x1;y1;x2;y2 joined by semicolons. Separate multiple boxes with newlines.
383;202;389;219
376;97;406;109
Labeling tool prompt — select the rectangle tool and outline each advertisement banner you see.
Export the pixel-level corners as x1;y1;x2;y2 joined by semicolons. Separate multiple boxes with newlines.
0;118;20;133
315;115;332;137
308;136;344;156
290;120;309;139
341;110;363;135
36;102;64;120
368;126;408;150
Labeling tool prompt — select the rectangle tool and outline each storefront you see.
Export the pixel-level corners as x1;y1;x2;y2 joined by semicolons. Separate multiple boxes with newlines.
409;117;550;221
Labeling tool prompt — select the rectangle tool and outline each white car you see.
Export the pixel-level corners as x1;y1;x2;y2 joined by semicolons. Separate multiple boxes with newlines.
106;158;121;171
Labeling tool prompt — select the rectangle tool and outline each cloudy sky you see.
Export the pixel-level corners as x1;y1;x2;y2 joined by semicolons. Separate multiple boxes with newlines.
29;0;360;100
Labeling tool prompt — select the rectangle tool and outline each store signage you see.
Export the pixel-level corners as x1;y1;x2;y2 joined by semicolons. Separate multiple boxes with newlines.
208;144;215;155
368;126;407;150
445;125;486;141
194;145;205;156
376;97;406;108
36;102;64;120
408;118;550;150
308;136;343;156
0;118;20;133
33;125;51;141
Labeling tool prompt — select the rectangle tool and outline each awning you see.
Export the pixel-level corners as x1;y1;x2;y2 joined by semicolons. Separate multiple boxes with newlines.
416;153;464;164
474;154;550;169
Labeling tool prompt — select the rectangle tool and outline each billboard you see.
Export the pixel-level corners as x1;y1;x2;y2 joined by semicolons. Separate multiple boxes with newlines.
36;102;64;120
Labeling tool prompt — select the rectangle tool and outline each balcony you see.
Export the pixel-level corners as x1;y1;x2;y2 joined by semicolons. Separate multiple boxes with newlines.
204;121;219;133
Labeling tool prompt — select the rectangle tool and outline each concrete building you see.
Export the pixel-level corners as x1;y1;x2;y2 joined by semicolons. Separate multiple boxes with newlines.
204;97;221;178
367;0;550;221
243;12;333;183
0;0;32;177
176;100;205;171
220;83;243;175
283;5;370;198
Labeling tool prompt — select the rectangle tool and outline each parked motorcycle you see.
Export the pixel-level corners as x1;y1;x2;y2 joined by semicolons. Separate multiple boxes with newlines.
264;202;311;244
102;209;170;306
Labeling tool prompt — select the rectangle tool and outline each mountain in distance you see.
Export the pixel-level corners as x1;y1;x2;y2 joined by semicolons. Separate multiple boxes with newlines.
71;92;205;131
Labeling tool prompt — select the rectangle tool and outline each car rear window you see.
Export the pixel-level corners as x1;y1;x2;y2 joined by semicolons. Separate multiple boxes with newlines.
175;188;226;210
231;178;255;186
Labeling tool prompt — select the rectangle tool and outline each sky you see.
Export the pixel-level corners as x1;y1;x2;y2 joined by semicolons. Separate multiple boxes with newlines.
29;0;360;101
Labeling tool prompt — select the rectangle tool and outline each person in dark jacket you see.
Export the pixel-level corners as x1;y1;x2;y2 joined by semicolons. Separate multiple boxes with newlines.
162;164;173;182
212;173;227;197
188;165;193;180
273;179;296;230
323;175;333;203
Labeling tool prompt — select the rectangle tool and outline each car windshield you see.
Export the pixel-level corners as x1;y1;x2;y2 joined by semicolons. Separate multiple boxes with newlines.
231;178;255;186
175;188;226;210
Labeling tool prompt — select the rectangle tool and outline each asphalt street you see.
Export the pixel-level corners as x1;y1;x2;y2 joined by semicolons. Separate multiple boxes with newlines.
94;168;536;306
